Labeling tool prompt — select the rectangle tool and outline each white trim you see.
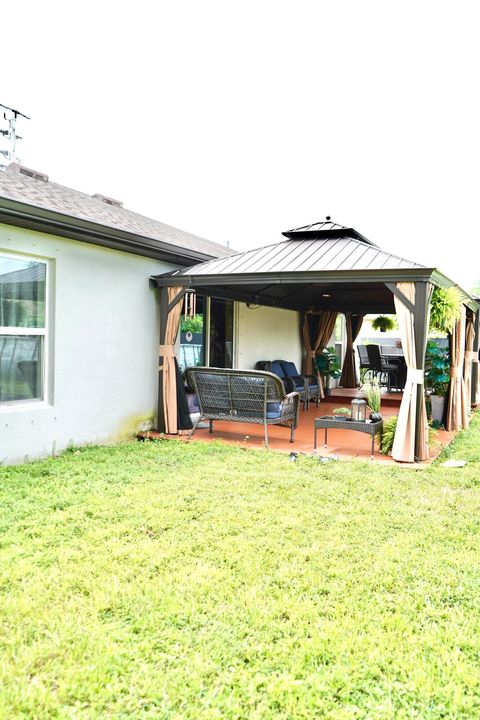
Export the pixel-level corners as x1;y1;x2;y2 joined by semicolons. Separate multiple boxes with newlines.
0;327;46;335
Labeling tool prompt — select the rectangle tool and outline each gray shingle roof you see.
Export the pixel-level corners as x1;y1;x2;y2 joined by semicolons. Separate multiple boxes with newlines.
174;233;425;277
0;163;233;260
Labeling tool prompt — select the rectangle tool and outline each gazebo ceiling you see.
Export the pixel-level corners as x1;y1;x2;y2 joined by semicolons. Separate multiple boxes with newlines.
151;219;479;314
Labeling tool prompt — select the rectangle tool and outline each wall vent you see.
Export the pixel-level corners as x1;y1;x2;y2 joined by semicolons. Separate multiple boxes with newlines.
92;193;123;208
9;163;49;182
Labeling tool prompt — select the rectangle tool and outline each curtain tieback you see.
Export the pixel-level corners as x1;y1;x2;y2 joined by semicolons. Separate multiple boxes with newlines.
159;344;175;357
309;351;316;358
450;367;462;378
406;368;424;384
465;351;477;361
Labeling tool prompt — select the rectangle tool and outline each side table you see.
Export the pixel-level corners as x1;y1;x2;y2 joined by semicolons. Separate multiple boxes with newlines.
314;415;384;460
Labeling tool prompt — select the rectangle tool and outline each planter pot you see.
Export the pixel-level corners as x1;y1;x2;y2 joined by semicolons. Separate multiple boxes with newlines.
369;412;382;422
430;395;446;424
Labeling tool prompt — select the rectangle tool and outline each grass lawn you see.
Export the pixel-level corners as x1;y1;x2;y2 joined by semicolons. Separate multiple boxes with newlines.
1;414;480;719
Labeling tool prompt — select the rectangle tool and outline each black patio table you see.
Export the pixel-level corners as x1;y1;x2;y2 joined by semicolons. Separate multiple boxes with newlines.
313;415;384;460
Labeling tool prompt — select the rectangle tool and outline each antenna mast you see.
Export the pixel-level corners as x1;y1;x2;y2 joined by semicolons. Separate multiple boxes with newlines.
0;103;30;170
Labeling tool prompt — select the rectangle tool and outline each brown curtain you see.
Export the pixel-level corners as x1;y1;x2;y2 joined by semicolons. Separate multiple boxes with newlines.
392;282;430;463
302;311;337;398
340;313;364;388
463;315;475;409
161;286;184;434
447;305;469;431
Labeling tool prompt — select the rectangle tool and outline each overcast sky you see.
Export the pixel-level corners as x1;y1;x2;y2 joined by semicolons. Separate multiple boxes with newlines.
2;1;479;291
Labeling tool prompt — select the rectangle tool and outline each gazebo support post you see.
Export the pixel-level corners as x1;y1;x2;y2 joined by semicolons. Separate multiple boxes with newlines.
413;281;431;461
471;311;480;405
157;286;169;434
472;310;480;405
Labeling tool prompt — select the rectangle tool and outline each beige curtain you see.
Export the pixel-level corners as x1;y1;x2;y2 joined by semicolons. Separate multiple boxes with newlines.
340;313;365;388
463;315;475;409
302;311;337;398
161;286;184;434
447;305;469;431
476;347;480;406
392;283;430;463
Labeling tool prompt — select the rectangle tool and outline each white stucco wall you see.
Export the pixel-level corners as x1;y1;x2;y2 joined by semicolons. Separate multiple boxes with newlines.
0;223;175;465
235;303;302;370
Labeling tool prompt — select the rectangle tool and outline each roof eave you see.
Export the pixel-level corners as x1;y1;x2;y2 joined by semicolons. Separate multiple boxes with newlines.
151;266;437;288
0;196;220;266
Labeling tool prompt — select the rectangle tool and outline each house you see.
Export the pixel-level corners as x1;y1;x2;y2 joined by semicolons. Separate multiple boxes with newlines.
0;163;237;464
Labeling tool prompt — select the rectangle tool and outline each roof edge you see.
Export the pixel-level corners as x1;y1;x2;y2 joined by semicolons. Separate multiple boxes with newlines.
0;196;221;266
151;266;437;287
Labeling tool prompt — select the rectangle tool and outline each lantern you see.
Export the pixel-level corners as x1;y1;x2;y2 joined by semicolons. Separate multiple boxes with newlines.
351;398;367;422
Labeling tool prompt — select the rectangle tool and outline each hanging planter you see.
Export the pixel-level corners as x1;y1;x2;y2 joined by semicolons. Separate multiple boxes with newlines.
371;315;395;333
429;287;462;334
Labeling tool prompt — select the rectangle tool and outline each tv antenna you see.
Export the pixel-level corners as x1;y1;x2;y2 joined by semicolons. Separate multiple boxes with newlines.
0;103;30;170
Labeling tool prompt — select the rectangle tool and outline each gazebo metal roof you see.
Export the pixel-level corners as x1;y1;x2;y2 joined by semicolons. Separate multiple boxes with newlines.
151;220;478;314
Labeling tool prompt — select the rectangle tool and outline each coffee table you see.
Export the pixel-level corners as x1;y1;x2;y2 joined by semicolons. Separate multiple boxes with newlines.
314;415;384;460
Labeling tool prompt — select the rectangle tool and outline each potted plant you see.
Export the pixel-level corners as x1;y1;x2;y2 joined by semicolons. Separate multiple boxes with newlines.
371;315;395;333
333;407;351;420
315;346;341;396
363;376;382;421
425;340;450;424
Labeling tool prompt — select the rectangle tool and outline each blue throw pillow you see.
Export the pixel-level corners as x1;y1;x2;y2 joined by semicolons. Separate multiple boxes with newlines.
271;361;285;377
266;402;281;419
280;361;299;378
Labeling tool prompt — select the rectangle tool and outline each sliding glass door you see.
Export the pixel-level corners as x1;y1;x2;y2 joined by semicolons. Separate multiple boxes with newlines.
178;296;234;370
209;298;234;369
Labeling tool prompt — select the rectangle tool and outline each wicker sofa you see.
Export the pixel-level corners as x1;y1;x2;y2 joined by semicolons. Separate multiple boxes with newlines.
185;367;300;447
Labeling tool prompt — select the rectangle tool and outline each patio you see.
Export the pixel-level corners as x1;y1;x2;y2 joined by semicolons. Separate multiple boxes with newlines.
140;388;456;463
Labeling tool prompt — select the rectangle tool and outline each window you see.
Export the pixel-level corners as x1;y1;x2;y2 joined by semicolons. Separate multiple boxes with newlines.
0;253;47;404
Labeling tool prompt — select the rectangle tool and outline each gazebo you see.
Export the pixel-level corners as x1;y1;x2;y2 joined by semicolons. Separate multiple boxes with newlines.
151;220;479;463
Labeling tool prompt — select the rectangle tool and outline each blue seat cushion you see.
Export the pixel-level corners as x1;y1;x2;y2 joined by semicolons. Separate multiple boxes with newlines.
280;361;300;378
294;383;305;391
271;361;285;378
266;402;281;419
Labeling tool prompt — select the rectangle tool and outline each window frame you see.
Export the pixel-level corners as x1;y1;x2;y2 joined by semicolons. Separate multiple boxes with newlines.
0;250;50;408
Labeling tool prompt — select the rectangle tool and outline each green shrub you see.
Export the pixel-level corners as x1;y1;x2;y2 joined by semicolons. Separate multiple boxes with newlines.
379;416;397;454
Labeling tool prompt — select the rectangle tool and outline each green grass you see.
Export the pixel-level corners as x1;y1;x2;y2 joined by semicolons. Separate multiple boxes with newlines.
1;414;480;719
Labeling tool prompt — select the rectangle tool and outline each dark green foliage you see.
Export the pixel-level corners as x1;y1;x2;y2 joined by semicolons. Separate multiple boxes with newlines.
379;415;398;454
425;340;450;397
315;345;341;380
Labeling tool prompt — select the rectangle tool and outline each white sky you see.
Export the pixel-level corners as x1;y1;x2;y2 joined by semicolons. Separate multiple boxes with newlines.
2;0;479;291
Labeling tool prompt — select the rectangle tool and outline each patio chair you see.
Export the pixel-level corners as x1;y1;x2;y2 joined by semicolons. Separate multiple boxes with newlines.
366;344;399;391
257;360;319;410
277;360;320;410
357;344;374;382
